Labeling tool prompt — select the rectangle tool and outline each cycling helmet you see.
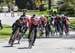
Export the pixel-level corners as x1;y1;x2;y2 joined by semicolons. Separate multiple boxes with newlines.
33;14;36;17
19;18;23;21
61;14;64;17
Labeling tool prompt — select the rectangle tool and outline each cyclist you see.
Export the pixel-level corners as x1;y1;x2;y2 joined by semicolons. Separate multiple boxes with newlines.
28;14;38;46
20;13;29;38
61;14;70;35
54;15;63;36
50;14;56;26
9;18;24;44
39;15;48;38
49;14;56;36
39;15;45;37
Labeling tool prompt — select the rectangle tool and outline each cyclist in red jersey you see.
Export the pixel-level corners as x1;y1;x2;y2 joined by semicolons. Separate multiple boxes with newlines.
39;15;49;38
20;12;29;38
61;15;70;33
28;14;39;46
40;16;47;26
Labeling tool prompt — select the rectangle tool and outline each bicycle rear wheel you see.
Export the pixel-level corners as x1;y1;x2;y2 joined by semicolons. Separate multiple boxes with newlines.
10;29;19;47
29;30;35;48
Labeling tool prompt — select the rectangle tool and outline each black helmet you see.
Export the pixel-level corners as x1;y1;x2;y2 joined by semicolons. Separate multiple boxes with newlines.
21;15;25;18
19;18;23;21
33;14;35;17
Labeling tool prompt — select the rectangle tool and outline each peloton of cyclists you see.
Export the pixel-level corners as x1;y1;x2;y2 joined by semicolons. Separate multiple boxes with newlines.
9;13;70;47
53;14;70;36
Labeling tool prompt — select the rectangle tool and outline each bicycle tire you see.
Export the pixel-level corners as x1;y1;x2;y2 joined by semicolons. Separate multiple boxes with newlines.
29;30;35;48
10;29;19;46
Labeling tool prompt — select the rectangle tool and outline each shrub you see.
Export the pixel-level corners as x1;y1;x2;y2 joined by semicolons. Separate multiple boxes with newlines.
58;3;75;16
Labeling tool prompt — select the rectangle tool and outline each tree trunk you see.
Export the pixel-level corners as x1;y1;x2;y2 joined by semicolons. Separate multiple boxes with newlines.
48;0;51;9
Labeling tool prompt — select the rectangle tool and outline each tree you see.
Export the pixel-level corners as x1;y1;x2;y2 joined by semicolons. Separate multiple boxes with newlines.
58;0;75;16
48;0;51;9
0;0;4;12
15;0;34;10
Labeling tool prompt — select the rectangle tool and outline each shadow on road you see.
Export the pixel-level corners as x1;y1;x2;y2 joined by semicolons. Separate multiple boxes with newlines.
18;47;32;49
3;45;15;48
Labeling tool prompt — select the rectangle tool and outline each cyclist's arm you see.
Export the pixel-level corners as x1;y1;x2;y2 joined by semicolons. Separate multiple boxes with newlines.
44;17;47;26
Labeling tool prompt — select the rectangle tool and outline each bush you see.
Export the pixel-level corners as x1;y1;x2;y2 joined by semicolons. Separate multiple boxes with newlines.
58;3;75;16
15;0;34;10
70;19;75;30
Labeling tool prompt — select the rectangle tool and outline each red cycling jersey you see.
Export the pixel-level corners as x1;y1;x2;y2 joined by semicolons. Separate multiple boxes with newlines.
40;16;47;26
62;16;70;24
28;16;39;28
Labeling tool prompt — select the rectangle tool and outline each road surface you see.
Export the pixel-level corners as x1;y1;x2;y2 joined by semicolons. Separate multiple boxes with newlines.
0;37;75;53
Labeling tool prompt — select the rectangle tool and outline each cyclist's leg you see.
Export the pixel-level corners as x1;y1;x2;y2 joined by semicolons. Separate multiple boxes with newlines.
57;23;63;37
17;27;23;44
61;23;64;33
24;27;28;33
60;23;63;35
28;27;33;40
45;25;49;38
22;27;28;38
28;27;33;48
32;27;37;46
66;24;69;32
47;24;51;37
56;23;62;36
40;24;44;37
50;24;54;36
55;23;59;32
65;23;69;35
48;24;51;32
17;33;22;44
9;30;16;44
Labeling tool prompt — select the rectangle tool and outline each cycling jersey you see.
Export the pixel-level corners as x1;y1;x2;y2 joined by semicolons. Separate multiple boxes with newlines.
62;16;70;24
40;16;47;26
12;18;24;34
61;16;70;32
29;16;39;27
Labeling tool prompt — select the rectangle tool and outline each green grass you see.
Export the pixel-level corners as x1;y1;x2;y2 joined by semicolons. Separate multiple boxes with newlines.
0;27;40;39
0;26;12;39
18;11;48;16
69;19;75;29
70;19;75;24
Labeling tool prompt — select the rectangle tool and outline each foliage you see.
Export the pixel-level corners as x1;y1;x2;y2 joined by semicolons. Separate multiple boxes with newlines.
70;19;75;30
58;0;75;16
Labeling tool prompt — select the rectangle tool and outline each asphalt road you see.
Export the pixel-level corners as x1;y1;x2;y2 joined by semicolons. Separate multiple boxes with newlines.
0;37;75;53
0;31;75;53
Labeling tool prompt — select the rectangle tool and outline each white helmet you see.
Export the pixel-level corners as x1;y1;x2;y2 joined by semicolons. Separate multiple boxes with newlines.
61;14;64;17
